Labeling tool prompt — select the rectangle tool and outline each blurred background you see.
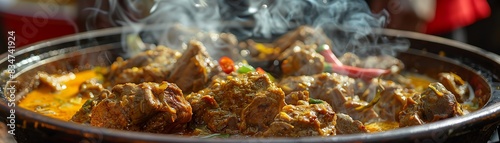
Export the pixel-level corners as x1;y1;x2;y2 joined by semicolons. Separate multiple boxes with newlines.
0;0;498;142
0;0;498;54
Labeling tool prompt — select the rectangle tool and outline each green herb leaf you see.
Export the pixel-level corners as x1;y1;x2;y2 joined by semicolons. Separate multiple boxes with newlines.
201;133;231;138
309;98;323;104
237;64;255;74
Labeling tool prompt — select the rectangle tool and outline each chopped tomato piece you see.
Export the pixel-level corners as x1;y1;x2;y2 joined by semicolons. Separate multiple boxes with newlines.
256;67;266;74
219;56;235;74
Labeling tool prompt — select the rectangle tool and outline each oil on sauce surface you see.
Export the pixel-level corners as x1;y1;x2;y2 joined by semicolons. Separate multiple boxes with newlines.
19;70;99;121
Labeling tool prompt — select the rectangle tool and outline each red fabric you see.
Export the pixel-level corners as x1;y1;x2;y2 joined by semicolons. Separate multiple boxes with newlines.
1;12;76;48
425;0;491;34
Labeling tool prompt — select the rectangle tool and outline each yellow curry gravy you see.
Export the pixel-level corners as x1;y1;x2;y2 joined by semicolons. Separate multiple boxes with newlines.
19;70;101;121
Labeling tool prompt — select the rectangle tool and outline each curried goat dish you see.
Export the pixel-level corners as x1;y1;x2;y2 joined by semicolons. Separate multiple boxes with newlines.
19;26;480;138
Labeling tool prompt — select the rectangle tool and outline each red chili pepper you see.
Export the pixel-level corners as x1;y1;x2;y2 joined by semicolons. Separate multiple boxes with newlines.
326;63;390;79
219;56;235;74
256;67;266;74
317;45;343;66
317;44;390;79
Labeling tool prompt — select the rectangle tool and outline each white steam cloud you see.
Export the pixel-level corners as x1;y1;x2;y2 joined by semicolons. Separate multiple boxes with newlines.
84;0;409;57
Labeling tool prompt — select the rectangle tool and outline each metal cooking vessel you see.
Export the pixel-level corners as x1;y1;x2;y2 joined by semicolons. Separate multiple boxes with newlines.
1;25;499;143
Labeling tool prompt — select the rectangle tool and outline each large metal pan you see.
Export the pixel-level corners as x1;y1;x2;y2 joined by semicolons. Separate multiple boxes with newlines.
1;25;499;143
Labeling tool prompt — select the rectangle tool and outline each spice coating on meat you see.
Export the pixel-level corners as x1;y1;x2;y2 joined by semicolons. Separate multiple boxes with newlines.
272;26;332;54
37;72;76;92
285;91;310;105
278;73;379;123
185;72;286;135
399;82;464;127
72;82;192;134
398;97;425;127
78;79;105;99
419;82;464;122
279;45;325;77
438;72;470;103
263;101;337;137
370;81;418;122
167;41;220;94
107;46;182;86
70;89;111;124
335;113;368;134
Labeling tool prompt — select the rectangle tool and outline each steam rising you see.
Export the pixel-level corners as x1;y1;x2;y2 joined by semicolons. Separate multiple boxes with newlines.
84;0;409;58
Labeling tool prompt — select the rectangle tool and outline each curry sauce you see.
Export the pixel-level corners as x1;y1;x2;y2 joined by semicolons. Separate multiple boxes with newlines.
19;70;101;121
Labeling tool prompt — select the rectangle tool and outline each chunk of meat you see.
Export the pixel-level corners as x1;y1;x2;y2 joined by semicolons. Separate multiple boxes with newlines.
278;73;379;123
419;82;464;122
278;75;315;94
263;100;337;137
72;82;192;134
272;26;332;53
241;26;331;61
438;72;470;103
167;41;220;94
374;87;417;121
343;101;379;123
398;97;425;127
68;77;105;123
278;45;325;76
335;113;367;134
358;80;419;122
285;91;310;105
78;79;105;98
37;72;75;92
185;72;285;135
398;82;464;127
107;46;182;85
70;89;111;124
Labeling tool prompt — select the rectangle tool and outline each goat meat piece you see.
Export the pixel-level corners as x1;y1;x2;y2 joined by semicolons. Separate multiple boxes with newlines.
107;46;181;85
37;72;75;92
278;46;325;76
167;41;220;94
419;82;464;122
263;100;337;137
335;113;367;134
279;73;379;123
76;82;192;134
186;72;285;135
398;83;464;127
398;96;425;127
438;72;470;103
78;79;105;99
272;26;332;53
70;89;111;124
285;91;310;105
